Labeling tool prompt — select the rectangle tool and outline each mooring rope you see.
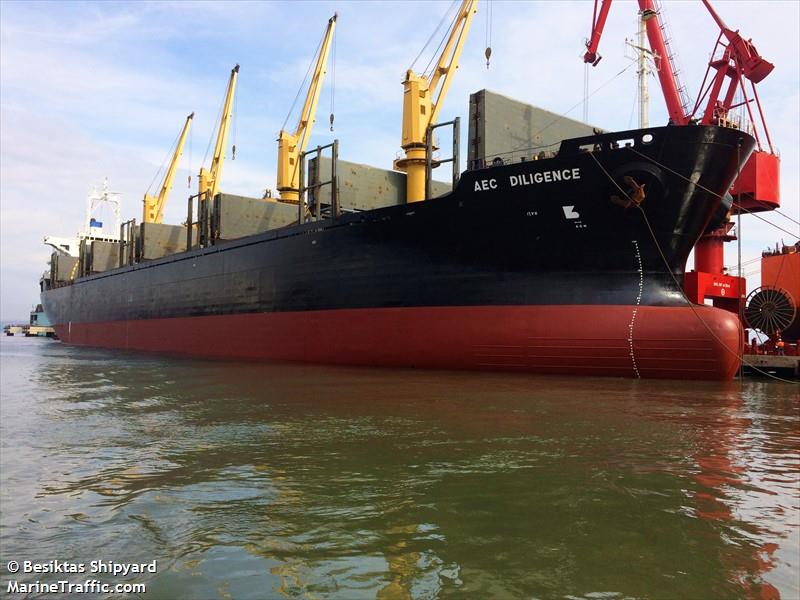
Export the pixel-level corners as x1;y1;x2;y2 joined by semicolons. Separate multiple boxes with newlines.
586;149;798;384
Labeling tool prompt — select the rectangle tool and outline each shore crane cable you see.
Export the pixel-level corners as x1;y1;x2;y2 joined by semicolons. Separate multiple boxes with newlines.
142;112;194;224
276;13;337;204
395;0;478;204
198;64;240;201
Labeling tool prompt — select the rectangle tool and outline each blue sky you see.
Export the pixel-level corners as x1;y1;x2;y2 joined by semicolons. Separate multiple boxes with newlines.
1;0;798;319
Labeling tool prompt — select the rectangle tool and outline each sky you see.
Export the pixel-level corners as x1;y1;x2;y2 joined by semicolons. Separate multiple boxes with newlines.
1;0;798;320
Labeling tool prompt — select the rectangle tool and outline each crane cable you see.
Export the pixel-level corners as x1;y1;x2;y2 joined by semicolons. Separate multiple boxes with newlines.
476;61;636;163
541;62;635;140
409;0;458;74
583;64;590;124
774;209;800;227
724;256;761;271
628;79;639;129
330;23;336;131
627;146;800;240
736;207;799;240
484;0;492;68
232;83;238;160
627;144;798;319
202;88;228;168
281;28;326;133
144;124;185;196
586;149;798;385
188;122;192;189
423;1;462;79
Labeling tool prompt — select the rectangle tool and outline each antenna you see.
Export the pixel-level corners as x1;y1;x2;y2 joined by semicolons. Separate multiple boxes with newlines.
84;178;122;239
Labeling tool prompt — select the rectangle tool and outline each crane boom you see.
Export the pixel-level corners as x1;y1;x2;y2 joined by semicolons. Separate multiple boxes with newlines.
584;0;686;124
637;0;686;124
584;0;776;133
581;0;780;304
701;0;773;84
583;0;612;66
277;14;337;204
199;64;239;200
694;0;774;132
143;112;194;224
694;0;778;208
395;0;478;203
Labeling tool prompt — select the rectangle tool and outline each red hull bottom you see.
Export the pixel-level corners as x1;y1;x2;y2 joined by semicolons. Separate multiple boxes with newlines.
54;305;742;380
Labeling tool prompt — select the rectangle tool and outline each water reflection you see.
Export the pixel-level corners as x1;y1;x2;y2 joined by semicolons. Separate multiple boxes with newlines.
0;338;797;599
685;393;780;599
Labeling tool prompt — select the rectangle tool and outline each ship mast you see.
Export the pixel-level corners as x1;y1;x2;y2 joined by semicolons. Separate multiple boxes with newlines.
638;15;649;129
584;0;687;125
627;8;659;129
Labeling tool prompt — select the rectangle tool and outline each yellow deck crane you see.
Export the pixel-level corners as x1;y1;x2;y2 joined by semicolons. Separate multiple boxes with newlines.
143;112;194;223
395;0;477;203
198;64;239;201
276;13;337;204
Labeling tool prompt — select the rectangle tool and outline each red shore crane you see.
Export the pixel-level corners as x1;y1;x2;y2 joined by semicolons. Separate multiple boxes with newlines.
583;0;781;315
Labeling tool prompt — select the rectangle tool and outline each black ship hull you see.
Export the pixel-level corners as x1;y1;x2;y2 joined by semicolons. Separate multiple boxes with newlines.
42;125;755;379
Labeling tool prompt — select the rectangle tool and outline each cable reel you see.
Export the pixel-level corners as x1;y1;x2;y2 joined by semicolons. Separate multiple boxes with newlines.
744;286;796;335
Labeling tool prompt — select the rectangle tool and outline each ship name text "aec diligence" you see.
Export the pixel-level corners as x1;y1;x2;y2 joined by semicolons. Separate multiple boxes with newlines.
474;168;582;191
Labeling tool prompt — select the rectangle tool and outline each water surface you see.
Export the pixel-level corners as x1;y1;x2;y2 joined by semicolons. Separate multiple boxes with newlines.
1;336;798;598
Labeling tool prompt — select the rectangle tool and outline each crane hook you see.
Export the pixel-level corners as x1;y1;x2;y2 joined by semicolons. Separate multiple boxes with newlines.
329;113;335;132
231;144;236;160
485;47;492;69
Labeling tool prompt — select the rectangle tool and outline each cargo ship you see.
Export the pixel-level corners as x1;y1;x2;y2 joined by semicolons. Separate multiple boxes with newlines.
41;122;754;379
38;0;780;380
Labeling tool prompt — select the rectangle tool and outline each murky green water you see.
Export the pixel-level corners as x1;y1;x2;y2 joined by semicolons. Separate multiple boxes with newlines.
1;336;798;599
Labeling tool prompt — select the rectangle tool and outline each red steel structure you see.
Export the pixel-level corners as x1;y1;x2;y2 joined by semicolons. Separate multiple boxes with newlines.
583;0;780;315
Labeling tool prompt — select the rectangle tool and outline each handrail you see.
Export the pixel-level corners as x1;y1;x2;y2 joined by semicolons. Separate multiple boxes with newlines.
299;140;339;223
425;117;460;200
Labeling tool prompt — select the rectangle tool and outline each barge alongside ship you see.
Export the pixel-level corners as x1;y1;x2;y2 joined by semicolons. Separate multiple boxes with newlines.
41;124;755;380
